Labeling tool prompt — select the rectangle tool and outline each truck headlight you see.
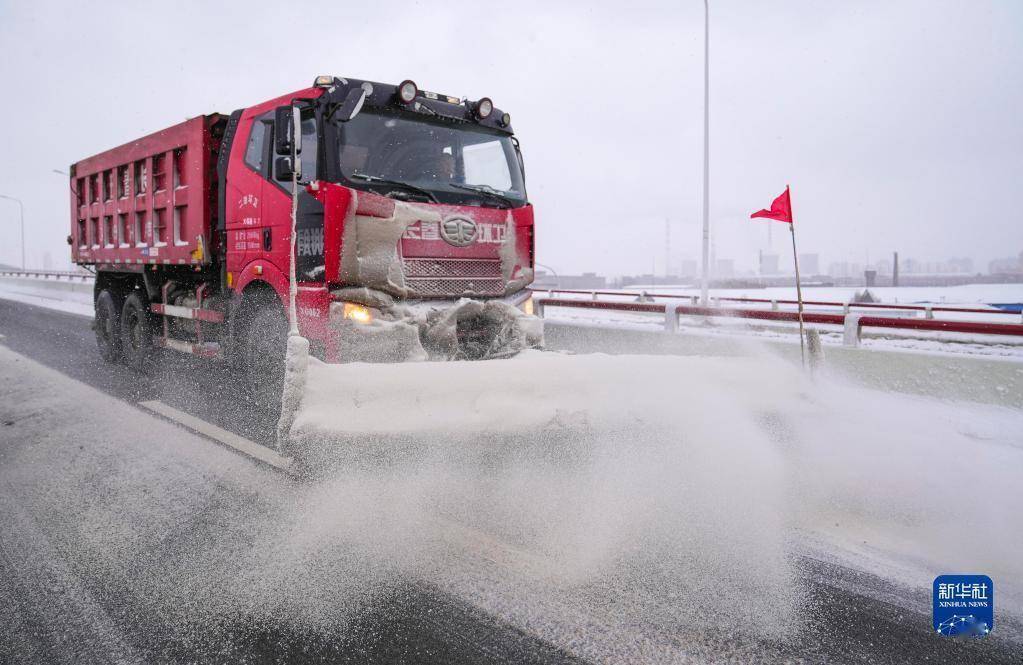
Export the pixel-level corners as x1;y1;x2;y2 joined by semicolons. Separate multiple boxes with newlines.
342;302;374;324
520;296;534;317
475;97;493;119
398;80;418;104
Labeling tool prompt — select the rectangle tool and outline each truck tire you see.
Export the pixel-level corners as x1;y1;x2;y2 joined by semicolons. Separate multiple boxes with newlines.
241;305;287;408
121;291;154;372
94;289;123;363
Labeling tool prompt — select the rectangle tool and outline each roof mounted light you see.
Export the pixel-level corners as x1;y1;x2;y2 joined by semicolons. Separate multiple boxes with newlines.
397;79;418;104
313;75;334;88
475;97;494;120
500;112;511;127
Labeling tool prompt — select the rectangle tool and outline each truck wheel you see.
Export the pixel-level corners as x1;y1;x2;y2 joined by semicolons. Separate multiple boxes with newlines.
94;289;123;363
241;305;287;407
121;291;153;372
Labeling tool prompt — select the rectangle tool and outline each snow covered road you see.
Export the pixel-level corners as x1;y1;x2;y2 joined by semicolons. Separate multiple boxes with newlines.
0;327;581;664
2;298;1022;663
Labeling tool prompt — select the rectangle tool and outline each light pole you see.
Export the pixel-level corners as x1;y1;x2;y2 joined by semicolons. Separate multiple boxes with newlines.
0;194;25;270
700;0;711;306
53;168;79;199
535;262;560;289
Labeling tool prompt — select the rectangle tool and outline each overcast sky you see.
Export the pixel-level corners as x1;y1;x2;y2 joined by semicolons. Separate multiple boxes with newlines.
1;0;1020;276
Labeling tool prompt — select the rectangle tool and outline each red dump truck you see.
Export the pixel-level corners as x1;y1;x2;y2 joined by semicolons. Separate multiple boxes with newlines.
69;76;539;390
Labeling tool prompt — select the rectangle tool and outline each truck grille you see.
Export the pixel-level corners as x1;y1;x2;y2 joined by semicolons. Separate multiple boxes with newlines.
402;258;504;297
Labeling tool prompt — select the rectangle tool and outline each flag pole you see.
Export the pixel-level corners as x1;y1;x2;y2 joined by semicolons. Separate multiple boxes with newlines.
787;185;806;367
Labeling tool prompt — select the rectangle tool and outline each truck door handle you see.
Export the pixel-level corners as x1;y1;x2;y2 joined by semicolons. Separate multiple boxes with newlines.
262;228;271;251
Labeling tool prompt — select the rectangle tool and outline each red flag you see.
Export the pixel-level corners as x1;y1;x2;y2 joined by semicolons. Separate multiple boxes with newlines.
750;186;793;223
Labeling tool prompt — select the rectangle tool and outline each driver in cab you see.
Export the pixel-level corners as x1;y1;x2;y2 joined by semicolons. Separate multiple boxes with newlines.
425;151;455;183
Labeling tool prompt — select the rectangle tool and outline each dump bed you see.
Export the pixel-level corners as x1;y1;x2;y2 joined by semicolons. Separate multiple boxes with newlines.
70;114;224;268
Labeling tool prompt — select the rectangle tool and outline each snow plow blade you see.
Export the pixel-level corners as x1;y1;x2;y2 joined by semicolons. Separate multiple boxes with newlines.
276;349;802;473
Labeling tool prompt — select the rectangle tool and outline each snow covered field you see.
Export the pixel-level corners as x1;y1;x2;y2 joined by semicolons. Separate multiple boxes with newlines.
544;304;1023;360
538;281;1023;360
610;283;1023;308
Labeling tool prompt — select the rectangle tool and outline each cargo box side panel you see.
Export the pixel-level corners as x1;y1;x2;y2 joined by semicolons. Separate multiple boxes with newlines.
71;115;220;268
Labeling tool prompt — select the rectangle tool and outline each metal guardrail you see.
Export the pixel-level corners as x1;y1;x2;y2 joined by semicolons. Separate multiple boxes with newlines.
2;273;1018;346
714;296;1017;317
534;296;1023;347
0;269;94;282
531;287;1020;317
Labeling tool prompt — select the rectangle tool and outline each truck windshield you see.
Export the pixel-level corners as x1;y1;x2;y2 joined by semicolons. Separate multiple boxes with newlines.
335;110;526;207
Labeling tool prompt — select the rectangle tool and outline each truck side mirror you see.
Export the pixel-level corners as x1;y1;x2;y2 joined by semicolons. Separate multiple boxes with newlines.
334;88;367;123
274;155;300;181
274;106;297;156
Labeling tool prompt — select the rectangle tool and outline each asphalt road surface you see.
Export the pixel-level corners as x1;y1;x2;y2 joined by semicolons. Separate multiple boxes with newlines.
1;297;1020;664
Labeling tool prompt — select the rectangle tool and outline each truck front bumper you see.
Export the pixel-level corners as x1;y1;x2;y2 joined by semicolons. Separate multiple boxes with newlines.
327;288;543;362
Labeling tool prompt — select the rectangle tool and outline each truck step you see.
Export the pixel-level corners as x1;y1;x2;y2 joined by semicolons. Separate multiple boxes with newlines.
151;303;224;322
155;337;222;359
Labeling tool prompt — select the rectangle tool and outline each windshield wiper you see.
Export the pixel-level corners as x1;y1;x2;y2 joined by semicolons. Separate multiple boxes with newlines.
449;183;514;209
349;172;438;203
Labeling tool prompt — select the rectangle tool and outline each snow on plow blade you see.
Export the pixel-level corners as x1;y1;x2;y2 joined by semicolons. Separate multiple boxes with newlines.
276;350;802;472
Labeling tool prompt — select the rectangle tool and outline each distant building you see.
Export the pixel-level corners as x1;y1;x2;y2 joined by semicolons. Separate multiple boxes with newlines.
890;256;979;275
532;270;557;289
617;274;690;288
798;253;819;276
560;272;607;289
948;257;974;273
533;271;607;290
988;252;1022;275
759;252;780;275
828;261;864;279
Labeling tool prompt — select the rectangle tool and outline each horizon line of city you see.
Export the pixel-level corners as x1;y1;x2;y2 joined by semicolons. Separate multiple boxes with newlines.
534;248;1023;290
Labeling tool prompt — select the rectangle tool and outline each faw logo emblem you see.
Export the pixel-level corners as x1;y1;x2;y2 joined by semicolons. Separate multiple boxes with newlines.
441;217;477;247
403;219;507;245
